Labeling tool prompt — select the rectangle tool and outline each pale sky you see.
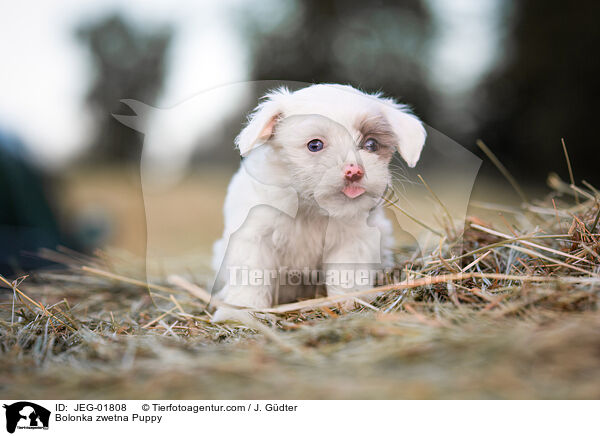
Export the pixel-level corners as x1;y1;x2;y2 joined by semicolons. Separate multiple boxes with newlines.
0;0;501;169
428;0;504;94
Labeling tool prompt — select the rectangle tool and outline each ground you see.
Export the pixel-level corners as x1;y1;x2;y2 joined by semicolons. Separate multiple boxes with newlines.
0;169;598;399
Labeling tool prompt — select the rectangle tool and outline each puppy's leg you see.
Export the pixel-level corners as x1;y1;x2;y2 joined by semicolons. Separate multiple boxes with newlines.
212;250;275;322
212;210;278;322
323;214;394;310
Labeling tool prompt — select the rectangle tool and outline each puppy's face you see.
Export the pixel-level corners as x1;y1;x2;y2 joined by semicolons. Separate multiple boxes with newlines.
236;84;426;218
270;114;394;217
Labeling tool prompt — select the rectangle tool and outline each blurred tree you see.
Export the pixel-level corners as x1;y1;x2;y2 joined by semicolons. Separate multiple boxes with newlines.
76;14;172;162
475;1;600;184
239;0;435;120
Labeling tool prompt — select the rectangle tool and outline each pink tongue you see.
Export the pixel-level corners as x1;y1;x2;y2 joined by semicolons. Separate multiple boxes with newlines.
342;185;366;198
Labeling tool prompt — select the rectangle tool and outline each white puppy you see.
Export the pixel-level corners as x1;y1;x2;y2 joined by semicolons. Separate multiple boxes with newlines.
211;84;426;321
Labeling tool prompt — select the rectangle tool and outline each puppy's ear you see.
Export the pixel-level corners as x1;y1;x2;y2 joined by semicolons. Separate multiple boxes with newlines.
378;97;426;167
235;88;288;156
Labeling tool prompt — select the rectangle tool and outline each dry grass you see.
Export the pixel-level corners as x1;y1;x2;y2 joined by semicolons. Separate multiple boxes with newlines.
1;162;599;399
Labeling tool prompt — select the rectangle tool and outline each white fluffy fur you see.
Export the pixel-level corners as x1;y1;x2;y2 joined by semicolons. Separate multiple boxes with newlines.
211;84;426;321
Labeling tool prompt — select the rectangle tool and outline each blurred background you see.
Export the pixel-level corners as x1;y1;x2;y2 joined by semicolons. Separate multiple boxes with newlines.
1;0;599;276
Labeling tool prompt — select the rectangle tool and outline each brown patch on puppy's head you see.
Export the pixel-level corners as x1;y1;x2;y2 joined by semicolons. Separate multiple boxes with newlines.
354;114;397;161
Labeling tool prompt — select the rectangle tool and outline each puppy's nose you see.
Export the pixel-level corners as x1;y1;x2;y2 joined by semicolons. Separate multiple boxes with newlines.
343;163;364;182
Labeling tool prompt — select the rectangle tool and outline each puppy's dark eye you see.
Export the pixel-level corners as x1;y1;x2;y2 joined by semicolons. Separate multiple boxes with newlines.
364;138;379;152
307;139;324;152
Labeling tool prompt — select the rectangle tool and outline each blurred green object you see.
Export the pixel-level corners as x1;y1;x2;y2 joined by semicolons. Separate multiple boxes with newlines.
0;130;62;276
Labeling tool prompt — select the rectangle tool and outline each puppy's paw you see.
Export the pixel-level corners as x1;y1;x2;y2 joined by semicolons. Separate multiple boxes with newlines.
328;288;377;312
211;307;252;324
338;298;359;312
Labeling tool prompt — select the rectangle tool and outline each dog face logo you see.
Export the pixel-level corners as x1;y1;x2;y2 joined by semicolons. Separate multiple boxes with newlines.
3;402;50;434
